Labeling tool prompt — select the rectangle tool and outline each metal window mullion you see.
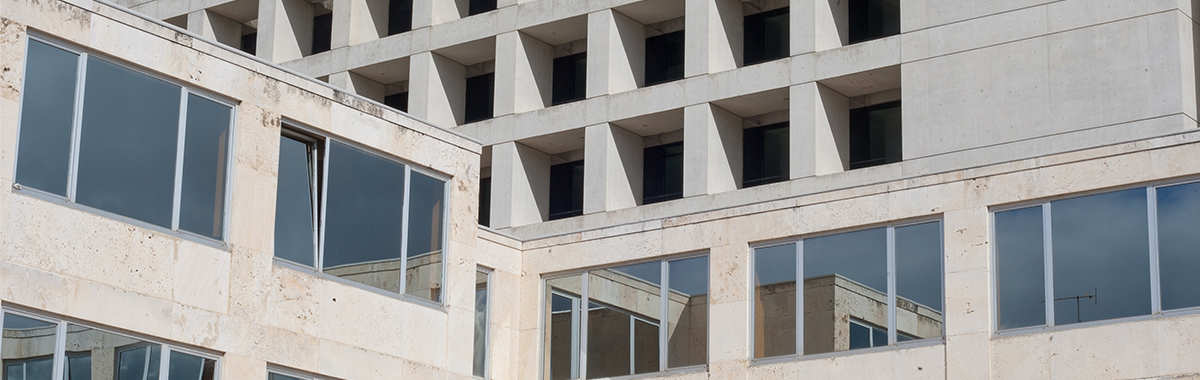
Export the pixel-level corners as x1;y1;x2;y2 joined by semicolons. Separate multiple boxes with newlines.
659;260;668;372
399;166;412;295
159;346;171;380
1148;187;1162;314
171;89;189;231
66;54;88;202
316;139;331;271
628;316;635;374
1043;203;1055;327
579;272;589;379
51;321;67;380
483;270;493;379
795;241;804;356
309;141;322;268
886;226;897;345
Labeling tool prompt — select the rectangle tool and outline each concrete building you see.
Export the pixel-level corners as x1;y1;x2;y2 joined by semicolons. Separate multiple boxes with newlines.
4;0;1200;378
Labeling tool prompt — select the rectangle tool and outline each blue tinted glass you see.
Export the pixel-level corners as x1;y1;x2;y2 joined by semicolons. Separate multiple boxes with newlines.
995;206;1045;329
848;322;870;350
322;142;405;292
895;221;943;340
667;256;708;368
16;40;78;196
1156;182;1200;310
116;345;160;380
405;171;445;302
66;355;91;380
804;228;886;355
753;243;796;358
178;94;231;239
273;135;317;266
2;314;56;380
872;325;887;347
168;351;214;380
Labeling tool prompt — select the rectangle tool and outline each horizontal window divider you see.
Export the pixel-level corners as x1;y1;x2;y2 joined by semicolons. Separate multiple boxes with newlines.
992;308;1200;338
269;258;448;313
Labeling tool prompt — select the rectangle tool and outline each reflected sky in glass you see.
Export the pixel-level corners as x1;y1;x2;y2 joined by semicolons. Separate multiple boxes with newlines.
16;40;78;197
322;141;405;269
179;94;231;239
667;256;707;369
273;136;317;266
406;171;444;257
804;228;887;291
668;257;708;297
995;206;1046;330
1158;182;1200;310
895;221;943;312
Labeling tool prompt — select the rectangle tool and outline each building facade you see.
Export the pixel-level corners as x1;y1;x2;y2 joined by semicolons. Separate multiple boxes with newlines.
3;0;1200;379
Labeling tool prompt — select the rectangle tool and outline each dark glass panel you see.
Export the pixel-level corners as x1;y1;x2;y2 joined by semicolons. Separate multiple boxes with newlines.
548;160;584;220
168;351;215;380
388;0;413;35
742;122;789;188
479;177;491;227
16;40;78;196
848;0;901;44
552;53;586;105
743;7;790;65
405;171;446;302
468;0;496;16
312;13;332;54
273;135;318;267
994;206;1047;330
895;221;943;340
645;31;685;86
322;141;406;293
643;142;684;204
849;101;901;169
464;73;495;124
384;92;408;113
240;33;257;55
1157;182;1200;310
179;94;232;239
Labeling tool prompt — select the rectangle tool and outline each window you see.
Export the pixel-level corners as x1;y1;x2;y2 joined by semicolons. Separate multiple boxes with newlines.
548;160;584;220
468;0;497;16
642;142;683;205
644;31;685;86
2;309;219;380
312;12;332;54
552;53;586;105
848;0;900;44
994;181;1200;332
848;101;901;169
479;177;491;227
15;37;234;244
240;32;257;55
743;7;789;65
464;73;495;124
543;255;709;380
752;220;943;359
273;126;449;304
388;0;413;35
742;122;788;188
384;92;408;113
267;367;329;380
474;269;492;378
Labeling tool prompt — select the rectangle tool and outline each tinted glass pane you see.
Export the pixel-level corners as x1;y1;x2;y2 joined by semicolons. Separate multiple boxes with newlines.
311;13;332;54
552;53;586;105
848;322;870;350
548;161;584;220
464;73;495;124
667;256;707;368
545;276;581;380
2;314;56;380
994;206;1046;330
871;324;887;347
743;8;789;65
384;92;408;113
239;33;257;55
65;355;91;380
849;101;901;170
743;123;788;188
268;374;303;380
16;40;78;196
473;271;489;378
76;56;180;228
753;243;796;358
849;0;900;44
803;228;887;354
468;0;496;15
588;262;661;378
406;171;445;302
643;142;684;204
115;345;160;380
1051;188;1150;325
178;94;231;239
479;177;491;227
387;0;413;35
895;221;943;340
645;31;685;86
1157;182;1200;310
168;351;215;380
273;135;317;266
322;142;406;293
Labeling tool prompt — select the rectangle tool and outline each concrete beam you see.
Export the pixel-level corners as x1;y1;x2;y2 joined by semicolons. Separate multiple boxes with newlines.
684;103;742;197
584;123;643;214
587;9;644;97
490;141;550;228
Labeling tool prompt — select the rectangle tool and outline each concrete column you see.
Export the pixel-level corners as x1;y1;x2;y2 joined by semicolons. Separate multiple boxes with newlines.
412;0;434;29
328;71;385;102
813;0;848;50
187;10;243;49
495;31;553;116
583;124;643;214
587;9;644;97
685;0;742;76
790;83;848;179
332;0;387;49
683;104;742;197
409;52;466;127
790;0;816;55
490;142;550;229
256;0;313;62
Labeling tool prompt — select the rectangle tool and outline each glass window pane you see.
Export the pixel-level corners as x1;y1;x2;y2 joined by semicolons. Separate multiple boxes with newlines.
273;135;318;266
803;228;886;355
666;256;707;368
405;171;446;302
545;276;581;380
322;142;406;293
115;345;160;380
847;321;870;350
895;221;943;340
2;313;57;380
995;206;1045;330
65;354;91;380
268;374;303;380
644;31;685;86
178;94;231;239
16;40;79;197
76;56;181;228
1156;182;1200;311
549;161;584;220
1051;188;1150;325
464;73;494;124
473;270;489;378
168;351;215;380
753;243;796;358
587;262;661;378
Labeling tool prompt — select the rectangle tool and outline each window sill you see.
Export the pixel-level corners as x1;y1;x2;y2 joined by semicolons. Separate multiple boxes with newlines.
994;306;1200;338
273;258;448;312
749;338;944;366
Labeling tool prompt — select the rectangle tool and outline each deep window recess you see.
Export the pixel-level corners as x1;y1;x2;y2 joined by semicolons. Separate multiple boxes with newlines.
2;309;220;380
240;32;257;55
474;269;492;378
15;38;235;244
544;255;709;380
643;142;683;205
994;181;1200;332
479;177;491;227
312;13;332;54
385;92;408;113
464;73;495;124
273;126;449;304
548;160;584;220
751;220;943;359
644;31;685;86
848;101;901;170
743;7;790;65
552;53;587;105
848;0;901;44
468;0;497;16
742;122;788;188
388;0;413;35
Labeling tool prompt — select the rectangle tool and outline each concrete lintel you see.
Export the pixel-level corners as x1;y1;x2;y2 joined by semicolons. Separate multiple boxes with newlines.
187;9;244;49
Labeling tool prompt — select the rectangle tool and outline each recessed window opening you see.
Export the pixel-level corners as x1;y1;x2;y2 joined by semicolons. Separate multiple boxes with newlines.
479;175;491;227
551;51;587;105
743;7;789;66
464;62;495;123
240;30;258;55
848;101;901;169
643;141;683;205
742;121;788;188
388;0;413;35
385;92;409;112
847;0;900;44
268;366;335;380
644;17;685;86
311;8;333;54
548;160;584;220
467;0;497;16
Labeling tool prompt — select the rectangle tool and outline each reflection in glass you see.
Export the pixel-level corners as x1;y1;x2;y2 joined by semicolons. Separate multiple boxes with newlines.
666;256;707;368
545;276;581;380
179;94;232;239
322;142;406;293
847;320;887;350
76;56;181;228
273;135;319;266
1051;189;1150;325
753;243;796;358
473;270;489;378
268;374;303;380
405;171;446;302
803;228;886;355
115;345;160;380
168;351;215;380
2;313;57;380
587;262;661;378
1157;182;1200;310
895;221;944;340
59;324;160;380
64;353;90;380
16;40;79;197
995;206;1045;329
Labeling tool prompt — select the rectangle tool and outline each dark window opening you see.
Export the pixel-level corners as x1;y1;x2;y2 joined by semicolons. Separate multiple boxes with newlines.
388;0;413;35
743;122;788;188
312;13;333;54
645;31;685;86
744;7;789;65
849;101;901;169
552;53;587;105
385;92;408;113
468;0;497;16
479;176;491;227
848;0;900;44
643;142;683;205
464;73;495;124
549;160;584;220
240;32;257;55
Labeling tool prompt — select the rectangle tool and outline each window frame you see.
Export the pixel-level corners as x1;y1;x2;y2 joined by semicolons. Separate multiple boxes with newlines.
747;216;946;365
266;365;338;380
12;34;238;250
273;121;452;309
